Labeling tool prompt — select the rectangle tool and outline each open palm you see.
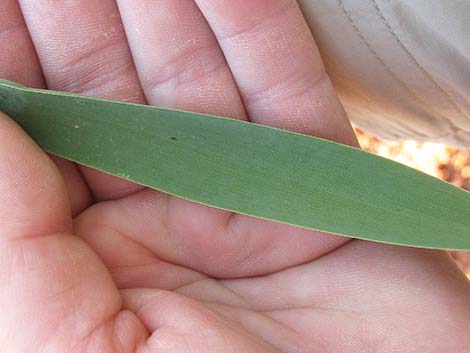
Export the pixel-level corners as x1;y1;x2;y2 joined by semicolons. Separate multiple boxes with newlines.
1;0;469;352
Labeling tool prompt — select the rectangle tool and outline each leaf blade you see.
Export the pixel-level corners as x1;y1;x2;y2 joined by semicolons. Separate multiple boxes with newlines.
0;79;469;250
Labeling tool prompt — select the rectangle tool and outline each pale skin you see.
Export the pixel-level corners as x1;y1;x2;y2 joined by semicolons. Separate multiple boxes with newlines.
0;0;469;352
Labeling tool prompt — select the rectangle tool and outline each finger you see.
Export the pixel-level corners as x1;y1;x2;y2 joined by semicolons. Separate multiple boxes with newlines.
0;113;70;238
185;0;358;274
0;112;147;351
195;0;358;145
18;0;147;201
0;0;91;215
0;0;42;87
113;0;248;265
117;0;247;119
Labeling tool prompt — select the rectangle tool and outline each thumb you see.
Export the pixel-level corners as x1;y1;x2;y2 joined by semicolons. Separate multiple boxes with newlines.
0;113;143;351
0;113;70;238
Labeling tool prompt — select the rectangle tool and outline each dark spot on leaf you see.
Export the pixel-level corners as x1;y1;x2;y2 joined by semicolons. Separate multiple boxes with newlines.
170;137;177;141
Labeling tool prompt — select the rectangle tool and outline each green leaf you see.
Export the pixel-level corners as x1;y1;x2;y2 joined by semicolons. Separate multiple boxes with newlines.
0;79;469;250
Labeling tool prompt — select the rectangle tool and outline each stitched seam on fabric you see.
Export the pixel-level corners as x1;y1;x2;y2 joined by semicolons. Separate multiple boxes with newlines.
337;0;467;138
371;0;470;121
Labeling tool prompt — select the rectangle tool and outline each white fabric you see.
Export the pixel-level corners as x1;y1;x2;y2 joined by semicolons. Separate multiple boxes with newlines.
299;0;470;147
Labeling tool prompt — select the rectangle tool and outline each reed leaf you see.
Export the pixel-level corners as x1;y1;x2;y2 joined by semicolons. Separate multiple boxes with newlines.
0;79;469;250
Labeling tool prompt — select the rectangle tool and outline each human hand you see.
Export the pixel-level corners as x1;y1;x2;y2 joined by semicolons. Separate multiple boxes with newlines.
1;0;469;352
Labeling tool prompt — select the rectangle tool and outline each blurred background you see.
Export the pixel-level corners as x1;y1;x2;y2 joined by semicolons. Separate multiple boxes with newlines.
355;129;470;279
